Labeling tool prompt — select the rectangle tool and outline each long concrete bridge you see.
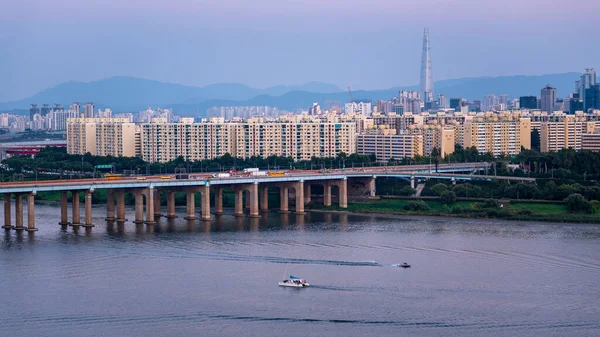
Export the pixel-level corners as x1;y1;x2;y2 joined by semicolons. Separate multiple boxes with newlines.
0;162;535;232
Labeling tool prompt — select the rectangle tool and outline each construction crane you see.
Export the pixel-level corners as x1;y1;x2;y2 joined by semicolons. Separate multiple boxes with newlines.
347;86;354;103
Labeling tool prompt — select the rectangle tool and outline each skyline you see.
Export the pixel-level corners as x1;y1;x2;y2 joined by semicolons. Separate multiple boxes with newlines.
1;0;599;102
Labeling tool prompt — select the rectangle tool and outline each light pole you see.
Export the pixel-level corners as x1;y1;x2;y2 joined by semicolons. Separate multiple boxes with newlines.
80;156;84;179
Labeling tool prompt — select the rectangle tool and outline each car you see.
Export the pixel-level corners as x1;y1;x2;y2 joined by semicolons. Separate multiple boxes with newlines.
136;177;147;181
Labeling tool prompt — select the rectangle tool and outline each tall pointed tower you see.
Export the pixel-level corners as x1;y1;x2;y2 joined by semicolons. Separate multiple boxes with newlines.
420;28;434;102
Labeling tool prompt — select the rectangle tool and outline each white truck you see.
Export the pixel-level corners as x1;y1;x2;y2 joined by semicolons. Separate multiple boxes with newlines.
213;173;231;178
243;168;260;173
250;171;268;177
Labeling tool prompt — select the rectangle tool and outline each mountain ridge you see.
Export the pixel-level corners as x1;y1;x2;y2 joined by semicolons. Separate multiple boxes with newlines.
0;73;582;114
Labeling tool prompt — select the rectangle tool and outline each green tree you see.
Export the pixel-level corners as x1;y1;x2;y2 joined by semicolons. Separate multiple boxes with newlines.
564;193;591;213
404;200;430;211
439;190;456;204
430;183;448;196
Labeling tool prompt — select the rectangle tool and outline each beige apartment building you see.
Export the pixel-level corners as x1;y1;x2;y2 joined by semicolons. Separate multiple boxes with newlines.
463;117;531;156
539;116;595;152
405;123;455;158
67;118;136;157
139;118;356;163
356;128;423;162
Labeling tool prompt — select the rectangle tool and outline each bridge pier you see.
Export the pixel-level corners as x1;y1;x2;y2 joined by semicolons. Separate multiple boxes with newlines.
71;191;81;229
295;181;305;214
134;191;145;224
339;178;348;208
26;192;37;232
3;194;11;230
410;176;415;189
234;187;244;217
166;191;176;218
106;192;115;221
214;188;223;215
323;181;332;206
184;191;196;220
14;194;23;231
59;191;69;226
83;190;94;228
200;185;211;221
145;187;156;225
248;183;259;218
279;187;289;213
368;177;376;197
116;191;126;223
259;185;268;213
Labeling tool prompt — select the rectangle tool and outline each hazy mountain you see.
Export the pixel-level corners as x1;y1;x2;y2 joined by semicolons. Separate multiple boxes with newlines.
0;72;582;114
0;77;341;111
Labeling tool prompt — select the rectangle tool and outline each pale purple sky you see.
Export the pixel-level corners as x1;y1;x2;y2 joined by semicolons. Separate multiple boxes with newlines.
1;0;599;101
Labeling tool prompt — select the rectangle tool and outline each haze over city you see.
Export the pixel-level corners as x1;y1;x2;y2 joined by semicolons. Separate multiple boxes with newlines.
1;0;599;102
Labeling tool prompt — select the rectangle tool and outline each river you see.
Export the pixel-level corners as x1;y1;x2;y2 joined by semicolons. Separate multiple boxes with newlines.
1;204;599;337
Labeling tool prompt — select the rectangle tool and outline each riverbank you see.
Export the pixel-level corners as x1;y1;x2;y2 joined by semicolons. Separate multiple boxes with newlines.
307;199;600;224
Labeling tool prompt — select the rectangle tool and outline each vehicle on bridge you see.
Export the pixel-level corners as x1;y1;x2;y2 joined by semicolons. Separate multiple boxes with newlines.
267;171;285;177
103;174;122;180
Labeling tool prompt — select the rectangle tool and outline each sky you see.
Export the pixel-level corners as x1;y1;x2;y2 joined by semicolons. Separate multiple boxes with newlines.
1;0;599;102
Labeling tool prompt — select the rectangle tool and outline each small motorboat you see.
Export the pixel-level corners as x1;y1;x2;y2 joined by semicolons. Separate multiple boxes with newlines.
279;275;309;288
397;263;411;268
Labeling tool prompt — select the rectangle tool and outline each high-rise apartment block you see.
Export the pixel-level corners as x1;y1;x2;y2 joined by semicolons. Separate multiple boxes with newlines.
83;103;95;118
540;115;596;152
356;128;423;163
67;118;137;157
463;114;531;156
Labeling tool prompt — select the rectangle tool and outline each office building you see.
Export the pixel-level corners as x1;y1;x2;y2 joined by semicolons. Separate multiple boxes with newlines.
580;68;596;108
540;85;556;113
520;96;537;109
584;84;600;112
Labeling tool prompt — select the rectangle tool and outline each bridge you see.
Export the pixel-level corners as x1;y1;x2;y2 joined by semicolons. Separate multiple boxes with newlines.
0;162;535;232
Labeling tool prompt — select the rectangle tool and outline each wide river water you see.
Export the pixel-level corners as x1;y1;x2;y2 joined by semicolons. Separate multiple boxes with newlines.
1;203;599;337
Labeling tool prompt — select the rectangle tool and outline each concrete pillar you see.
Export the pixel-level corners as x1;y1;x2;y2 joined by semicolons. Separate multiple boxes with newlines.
14;194;23;230
259;185;268;213
249;183;259;217
295;181;305;214
185;191;196;220
166;191;176;218
280;187;289;213
134;191;144;224
59;191;69;226
369;178;376;197
71;191;81;227
304;183;311;204
106;192;115;221
26;193;37;232
214;188;223;215
83;190;94;228
116;191;126;222
323;182;332;207
153;189;161;218
410;176;415;189
145;187;155;225
339;179;348;209
452;178;457;185
234;188;244;217
3;194;11;230
200;185;211;221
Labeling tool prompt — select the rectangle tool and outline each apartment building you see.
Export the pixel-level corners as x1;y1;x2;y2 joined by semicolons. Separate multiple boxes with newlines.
139;118;356;163
67;118;136;157
405;123;455;157
463;117;531;156
540;116;596;152
356;128;423;162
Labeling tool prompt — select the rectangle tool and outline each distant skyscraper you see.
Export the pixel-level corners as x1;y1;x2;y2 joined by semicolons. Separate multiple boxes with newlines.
499;94;509;106
70;102;80;116
540;85;556;113
437;94;448;109
420;28;433;103
580;68;596;109
584;84;600;112
519;96;537;109
84;102;95;118
29;104;40;121
41;104;51;117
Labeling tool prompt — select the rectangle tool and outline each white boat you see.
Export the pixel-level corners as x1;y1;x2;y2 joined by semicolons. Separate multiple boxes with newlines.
278;275;309;288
